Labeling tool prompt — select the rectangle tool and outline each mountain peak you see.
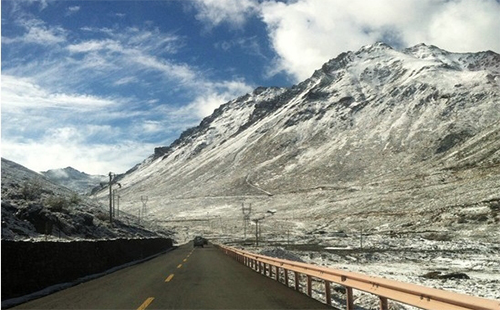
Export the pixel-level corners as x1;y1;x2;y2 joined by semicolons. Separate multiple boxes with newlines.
41;167;106;194
360;41;394;52
403;43;451;59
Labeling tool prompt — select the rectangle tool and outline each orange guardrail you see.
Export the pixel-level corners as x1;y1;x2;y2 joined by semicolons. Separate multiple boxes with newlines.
217;244;500;310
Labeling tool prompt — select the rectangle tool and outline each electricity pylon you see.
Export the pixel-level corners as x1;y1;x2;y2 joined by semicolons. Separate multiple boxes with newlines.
242;203;252;239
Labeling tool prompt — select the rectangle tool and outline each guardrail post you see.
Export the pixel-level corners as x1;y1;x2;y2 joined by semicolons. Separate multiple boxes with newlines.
294;271;300;291
346;287;354;310
307;275;312;296
379;297;388;310
325;280;332;306
274;266;279;281
284;268;289;286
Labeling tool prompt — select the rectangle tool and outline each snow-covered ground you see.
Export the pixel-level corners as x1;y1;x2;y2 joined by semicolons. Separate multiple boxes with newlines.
240;234;500;309
141;195;499;309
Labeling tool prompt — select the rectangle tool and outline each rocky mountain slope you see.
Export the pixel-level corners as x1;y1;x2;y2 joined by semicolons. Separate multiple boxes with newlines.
41;167;107;195
99;43;499;244
1;158;170;240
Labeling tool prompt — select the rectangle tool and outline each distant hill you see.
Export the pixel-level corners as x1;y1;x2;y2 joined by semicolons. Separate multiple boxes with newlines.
41;167;107;195
1;158;171;240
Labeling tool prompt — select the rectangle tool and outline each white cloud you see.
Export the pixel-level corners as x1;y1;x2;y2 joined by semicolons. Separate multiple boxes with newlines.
0;75;142;174
66;6;80;16
1;137;153;175
191;0;500;82
424;0;500;52
1;75;119;113
188;93;232;118
2;25;67;45
193;80;254;118
192;0;259;28
2;15;67;46
261;0;500;81
67;39;119;53
26;26;66;44
64;27;192;84
131;53;197;83
214;36;267;59
141;121;164;133
114;76;139;86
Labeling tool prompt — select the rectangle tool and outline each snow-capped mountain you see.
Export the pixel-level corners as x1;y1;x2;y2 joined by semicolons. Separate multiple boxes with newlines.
101;43;499;243
41;167;107;194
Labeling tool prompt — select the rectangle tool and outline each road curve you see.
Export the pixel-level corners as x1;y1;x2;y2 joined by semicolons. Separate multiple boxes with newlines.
12;243;331;309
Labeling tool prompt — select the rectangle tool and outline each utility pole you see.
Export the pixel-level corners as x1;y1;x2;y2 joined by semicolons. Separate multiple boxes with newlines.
252;211;277;247
109;173;112;223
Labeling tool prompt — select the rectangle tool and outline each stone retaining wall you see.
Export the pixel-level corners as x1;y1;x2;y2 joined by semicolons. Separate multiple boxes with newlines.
1;238;173;301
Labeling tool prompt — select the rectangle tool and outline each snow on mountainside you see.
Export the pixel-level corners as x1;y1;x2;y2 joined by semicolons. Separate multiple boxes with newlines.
41;167;107;194
108;42;499;208
94;42;500;306
95;42;499;246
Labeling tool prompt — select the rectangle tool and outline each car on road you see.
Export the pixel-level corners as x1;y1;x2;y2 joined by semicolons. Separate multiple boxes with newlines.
193;236;207;247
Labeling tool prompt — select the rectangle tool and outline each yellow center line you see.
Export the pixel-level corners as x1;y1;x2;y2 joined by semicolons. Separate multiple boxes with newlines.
177;264;182;269
137;297;154;310
183;258;188;262
165;274;174;282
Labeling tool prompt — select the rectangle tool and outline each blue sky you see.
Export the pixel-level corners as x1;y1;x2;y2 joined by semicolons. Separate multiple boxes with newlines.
2;0;500;175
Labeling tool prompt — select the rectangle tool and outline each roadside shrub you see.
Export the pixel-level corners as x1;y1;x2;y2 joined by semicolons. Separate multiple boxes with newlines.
95;211;109;222
45;196;69;212
69;193;82;205
45;193;81;212
21;180;43;200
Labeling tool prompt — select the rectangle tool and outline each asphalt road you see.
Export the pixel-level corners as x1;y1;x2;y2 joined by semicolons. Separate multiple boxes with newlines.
12;243;331;309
